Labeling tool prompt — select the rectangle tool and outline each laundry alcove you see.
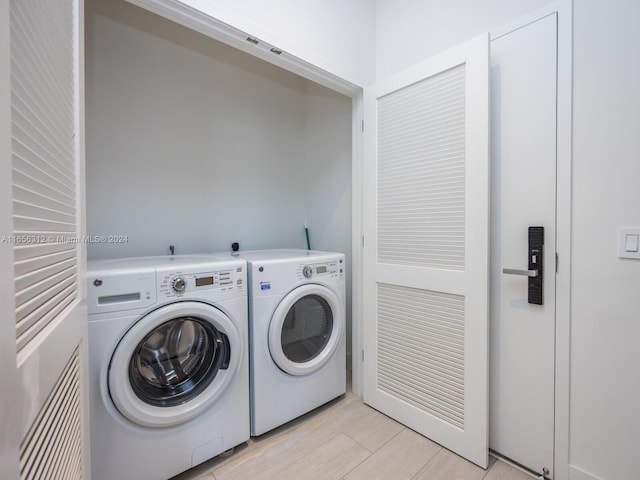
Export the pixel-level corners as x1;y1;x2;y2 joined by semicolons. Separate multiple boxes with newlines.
84;0;354;365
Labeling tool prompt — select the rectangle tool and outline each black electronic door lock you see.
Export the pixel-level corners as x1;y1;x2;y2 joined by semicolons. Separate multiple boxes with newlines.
527;226;544;305
502;226;544;305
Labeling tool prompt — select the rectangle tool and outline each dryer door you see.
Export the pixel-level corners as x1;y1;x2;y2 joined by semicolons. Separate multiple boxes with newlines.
108;301;242;428
268;284;344;376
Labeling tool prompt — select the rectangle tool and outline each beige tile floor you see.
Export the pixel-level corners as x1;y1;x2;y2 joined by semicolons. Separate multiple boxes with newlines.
172;380;534;480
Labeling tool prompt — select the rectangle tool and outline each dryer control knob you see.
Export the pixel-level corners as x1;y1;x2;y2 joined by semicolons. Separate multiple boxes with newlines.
302;265;313;278
172;276;186;293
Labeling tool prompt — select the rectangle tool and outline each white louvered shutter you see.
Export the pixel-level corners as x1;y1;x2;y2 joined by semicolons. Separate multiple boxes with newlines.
19;350;83;480
362;34;490;468
11;0;79;352
377;64;466;271
6;0;89;478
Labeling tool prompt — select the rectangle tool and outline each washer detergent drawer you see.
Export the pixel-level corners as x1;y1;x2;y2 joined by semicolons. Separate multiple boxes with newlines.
87;269;157;314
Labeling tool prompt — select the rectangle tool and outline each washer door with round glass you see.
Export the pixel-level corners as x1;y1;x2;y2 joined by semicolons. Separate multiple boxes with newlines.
109;301;242;428
268;284;343;376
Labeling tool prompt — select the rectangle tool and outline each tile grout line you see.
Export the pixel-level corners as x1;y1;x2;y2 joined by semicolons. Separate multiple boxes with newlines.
339;426;407;480
408;447;445;480
339;431;374;478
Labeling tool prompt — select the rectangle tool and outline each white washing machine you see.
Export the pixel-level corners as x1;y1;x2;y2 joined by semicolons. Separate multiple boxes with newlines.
235;249;346;436
86;255;249;480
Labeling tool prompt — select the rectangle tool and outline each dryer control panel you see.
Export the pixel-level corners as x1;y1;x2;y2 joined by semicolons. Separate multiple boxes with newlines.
296;259;344;280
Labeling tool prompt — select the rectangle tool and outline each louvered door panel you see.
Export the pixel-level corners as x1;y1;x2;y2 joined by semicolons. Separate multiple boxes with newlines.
363;34;489;468
10;0;78;352
377;65;466;270
377;283;465;429
19;350;82;480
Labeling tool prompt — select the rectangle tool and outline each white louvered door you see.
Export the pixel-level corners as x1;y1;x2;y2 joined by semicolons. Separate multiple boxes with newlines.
362;34;490;468
1;0;89;478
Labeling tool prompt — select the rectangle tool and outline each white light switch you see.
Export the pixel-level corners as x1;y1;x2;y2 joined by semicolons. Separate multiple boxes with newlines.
619;228;640;259
625;234;639;252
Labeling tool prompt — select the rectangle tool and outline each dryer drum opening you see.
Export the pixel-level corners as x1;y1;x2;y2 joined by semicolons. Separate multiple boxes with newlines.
281;295;333;363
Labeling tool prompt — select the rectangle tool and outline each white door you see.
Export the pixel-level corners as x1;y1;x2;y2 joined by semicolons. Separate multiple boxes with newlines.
362;34;490;468
489;13;557;478
1;0;89;478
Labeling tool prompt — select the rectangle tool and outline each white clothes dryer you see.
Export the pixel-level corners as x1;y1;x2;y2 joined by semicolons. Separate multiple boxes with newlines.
234;249;346;436
87;255;249;480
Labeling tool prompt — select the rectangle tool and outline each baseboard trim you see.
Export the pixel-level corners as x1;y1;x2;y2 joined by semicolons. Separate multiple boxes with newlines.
569;465;603;480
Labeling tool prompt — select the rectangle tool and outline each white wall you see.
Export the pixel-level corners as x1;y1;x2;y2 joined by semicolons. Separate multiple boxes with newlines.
85;0;351;257
570;1;640;479
376;1;640;479
375;0;551;80
167;0;376;87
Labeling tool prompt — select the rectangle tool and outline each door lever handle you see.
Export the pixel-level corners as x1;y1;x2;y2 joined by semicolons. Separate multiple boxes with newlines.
503;226;544;304
502;268;539;278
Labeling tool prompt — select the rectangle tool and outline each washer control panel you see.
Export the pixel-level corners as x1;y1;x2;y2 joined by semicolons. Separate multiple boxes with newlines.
159;265;244;298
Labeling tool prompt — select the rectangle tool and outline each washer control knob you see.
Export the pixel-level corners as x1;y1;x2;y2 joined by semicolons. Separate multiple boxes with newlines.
172;276;186;293
302;265;313;278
